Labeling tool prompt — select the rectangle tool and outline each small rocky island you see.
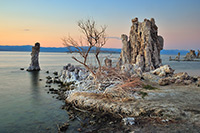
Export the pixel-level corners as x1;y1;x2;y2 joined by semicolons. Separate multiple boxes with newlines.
27;42;41;71
169;49;200;61
45;18;200;132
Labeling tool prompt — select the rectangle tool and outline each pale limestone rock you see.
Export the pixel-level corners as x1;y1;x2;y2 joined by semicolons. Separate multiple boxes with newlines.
151;65;174;77
117;17;164;72
173;72;190;80
117;34;131;67
27;42;40;71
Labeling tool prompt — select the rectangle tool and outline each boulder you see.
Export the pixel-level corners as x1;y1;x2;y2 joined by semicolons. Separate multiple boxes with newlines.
117;18;164;72
142;72;161;83
158;77;171;86
183;80;192;85
151;65;174;77
173;72;190;80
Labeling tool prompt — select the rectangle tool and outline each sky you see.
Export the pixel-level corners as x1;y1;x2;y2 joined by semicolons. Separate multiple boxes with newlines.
0;0;200;50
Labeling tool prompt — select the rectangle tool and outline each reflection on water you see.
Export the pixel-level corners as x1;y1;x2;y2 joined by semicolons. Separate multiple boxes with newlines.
30;71;39;87
29;71;41;101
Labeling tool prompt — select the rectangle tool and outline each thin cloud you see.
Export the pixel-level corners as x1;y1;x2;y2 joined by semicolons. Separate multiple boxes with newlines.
24;29;30;31
107;36;121;40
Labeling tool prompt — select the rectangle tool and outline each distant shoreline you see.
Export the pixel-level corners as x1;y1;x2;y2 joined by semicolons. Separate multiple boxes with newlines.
0;45;198;55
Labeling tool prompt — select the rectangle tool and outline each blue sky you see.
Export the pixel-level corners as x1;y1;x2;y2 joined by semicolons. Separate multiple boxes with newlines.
0;0;200;49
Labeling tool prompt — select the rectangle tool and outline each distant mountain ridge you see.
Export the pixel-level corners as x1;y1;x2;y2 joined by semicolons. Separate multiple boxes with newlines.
0;45;194;55
0;45;121;53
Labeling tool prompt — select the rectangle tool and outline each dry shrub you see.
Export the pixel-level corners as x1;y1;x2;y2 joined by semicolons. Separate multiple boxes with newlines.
120;77;143;89
69;91;135;103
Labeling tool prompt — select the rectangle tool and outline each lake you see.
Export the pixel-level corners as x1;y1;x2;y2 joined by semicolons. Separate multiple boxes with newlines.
0;51;200;132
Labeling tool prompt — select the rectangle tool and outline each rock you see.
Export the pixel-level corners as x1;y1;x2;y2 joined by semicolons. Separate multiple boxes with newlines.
122;117;135;125
53;71;58;75
104;58;112;68
117;34;132;67
169;56;172;61
173;72;190;80
197;81;200;87
54;78;62;84
152;65;174;77
121;64;135;76
174;79;183;84
183;80;192;85
175;52;180;61
20;68;24;70
46;71;49;74
59;122;69;132
27;42;41;71
46;76;52;79
49;88;54;91
184;50;196;60
77;128;82;132
158;77;171;86
142;72;161;83
157;72;192;85
197;50;200;58
59;66;89;84
46;79;53;84
68;65;75;72
117;18;164;72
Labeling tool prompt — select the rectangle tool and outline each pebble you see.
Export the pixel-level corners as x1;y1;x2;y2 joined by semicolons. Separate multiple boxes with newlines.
77;128;82;132
53;71;58;75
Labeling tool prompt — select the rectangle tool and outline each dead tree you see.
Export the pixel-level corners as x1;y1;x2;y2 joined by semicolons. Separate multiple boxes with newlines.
62;19;107;78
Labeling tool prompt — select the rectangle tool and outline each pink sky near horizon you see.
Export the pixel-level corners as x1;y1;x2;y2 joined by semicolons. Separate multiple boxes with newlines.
0;0;200;50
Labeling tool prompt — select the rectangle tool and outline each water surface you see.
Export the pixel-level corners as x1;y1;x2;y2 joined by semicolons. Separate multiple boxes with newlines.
0;52;200;132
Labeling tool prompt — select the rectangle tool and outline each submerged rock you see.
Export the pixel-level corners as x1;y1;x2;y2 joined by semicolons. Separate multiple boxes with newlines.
27;42;41;71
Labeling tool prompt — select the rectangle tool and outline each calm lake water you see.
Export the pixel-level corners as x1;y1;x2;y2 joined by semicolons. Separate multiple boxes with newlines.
0;51;200;132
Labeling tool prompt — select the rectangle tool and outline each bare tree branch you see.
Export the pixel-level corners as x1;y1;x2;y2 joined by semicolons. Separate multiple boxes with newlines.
62;19;108;79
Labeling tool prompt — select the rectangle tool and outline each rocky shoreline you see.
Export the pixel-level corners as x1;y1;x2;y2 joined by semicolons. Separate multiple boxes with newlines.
44;63;200;132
